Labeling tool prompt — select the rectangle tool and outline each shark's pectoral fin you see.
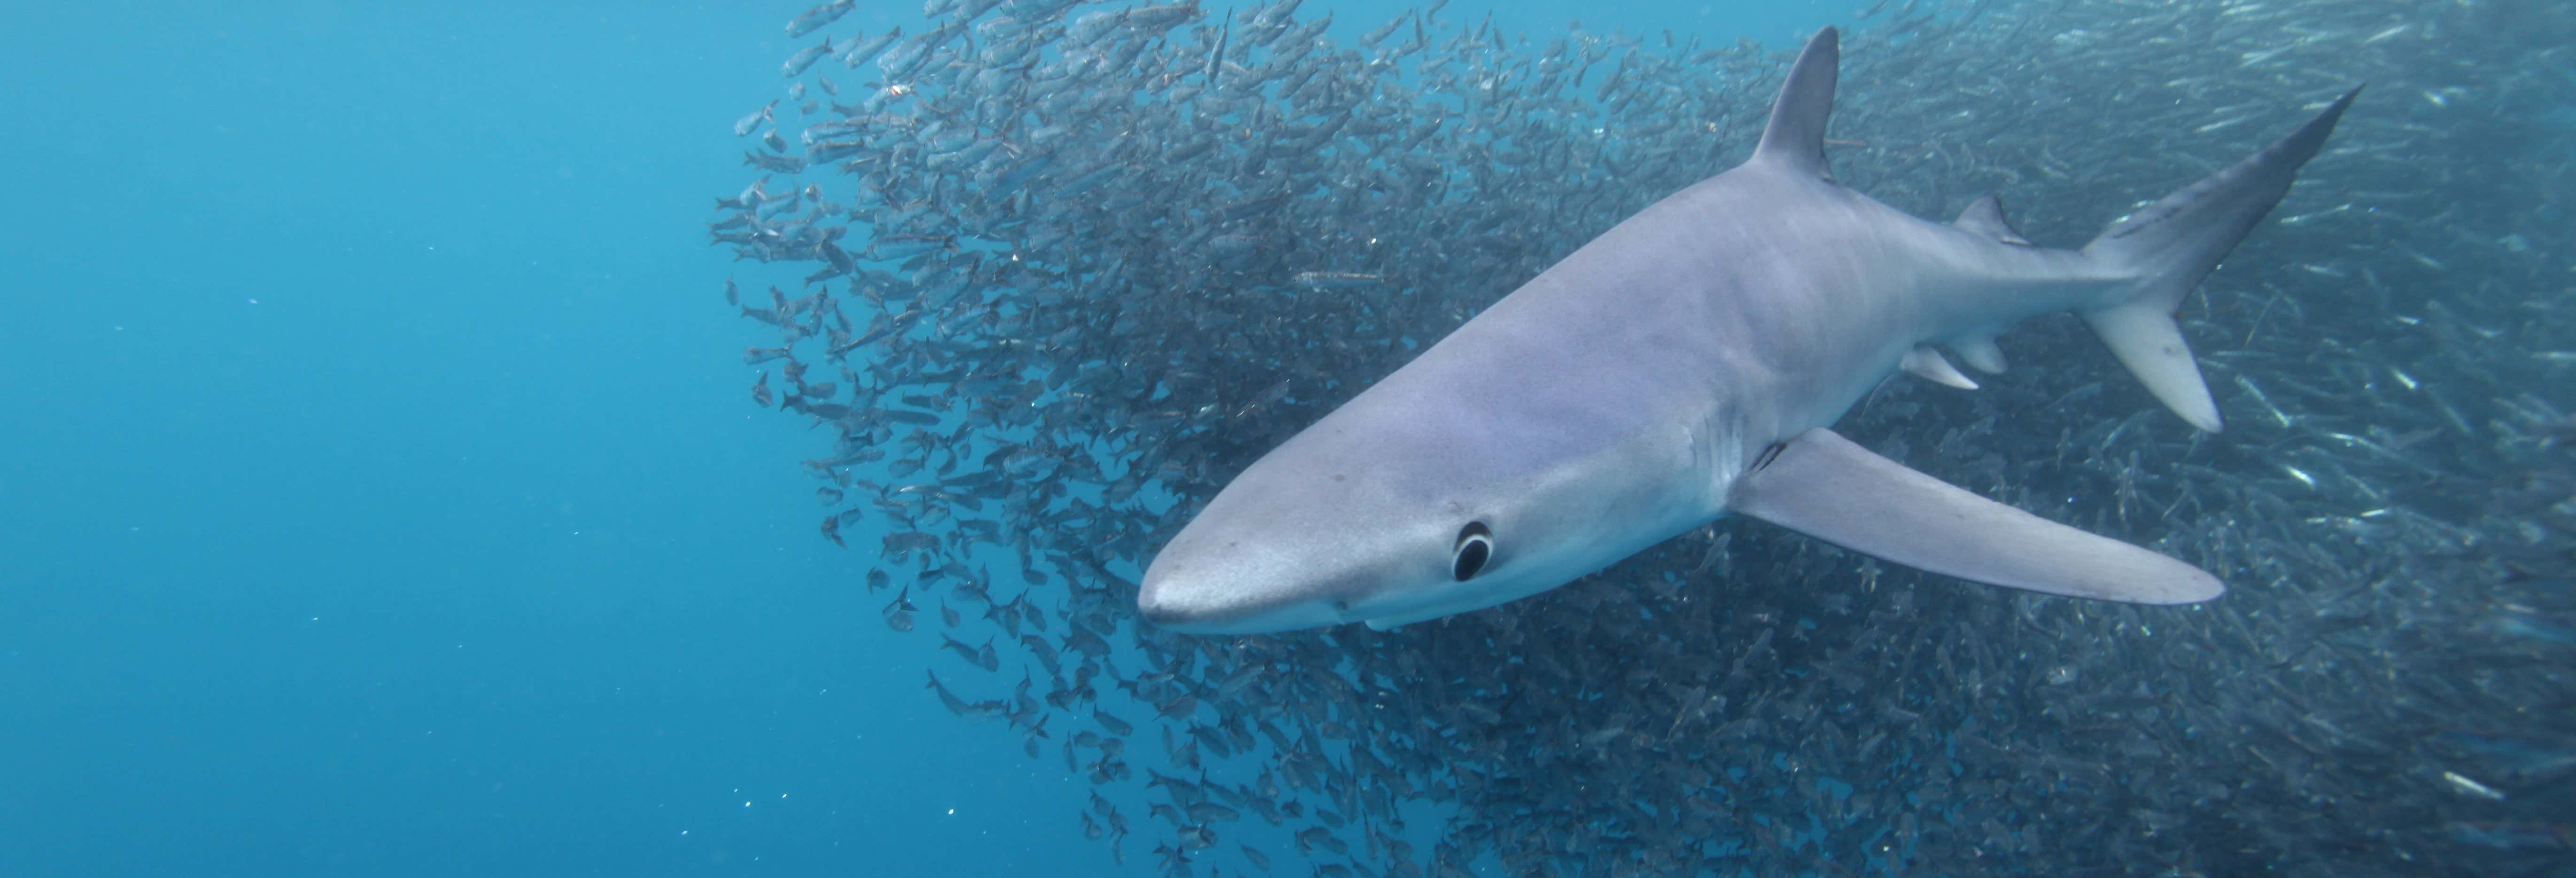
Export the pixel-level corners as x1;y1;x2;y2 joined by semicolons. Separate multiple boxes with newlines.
1728;428;2224;605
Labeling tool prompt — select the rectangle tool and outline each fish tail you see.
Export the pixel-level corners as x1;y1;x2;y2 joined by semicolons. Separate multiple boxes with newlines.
2078;87;2359;433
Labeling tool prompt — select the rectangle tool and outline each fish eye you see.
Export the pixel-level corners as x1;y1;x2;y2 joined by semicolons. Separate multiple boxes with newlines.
1452;521;1493;582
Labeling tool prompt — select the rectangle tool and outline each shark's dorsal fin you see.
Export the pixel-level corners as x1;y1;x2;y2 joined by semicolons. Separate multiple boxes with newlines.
1953;195;2031;245
1754;27;1839;179
1729;428;2224;605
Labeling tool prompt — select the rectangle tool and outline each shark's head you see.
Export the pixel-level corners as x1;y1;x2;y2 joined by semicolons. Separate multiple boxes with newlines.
1136;450;1560;635
1136;380;1716;635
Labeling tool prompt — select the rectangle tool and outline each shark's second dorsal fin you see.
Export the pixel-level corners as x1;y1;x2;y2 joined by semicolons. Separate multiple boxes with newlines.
1953;195;2032;245
1754;27;1840;179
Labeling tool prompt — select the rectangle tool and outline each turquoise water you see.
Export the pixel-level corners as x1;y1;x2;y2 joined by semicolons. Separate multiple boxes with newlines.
0;2;1831;875
15;1;2567;876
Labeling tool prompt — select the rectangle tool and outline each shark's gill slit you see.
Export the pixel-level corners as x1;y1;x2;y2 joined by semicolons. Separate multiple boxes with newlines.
1751;442;1790;474
1453;522;1493;582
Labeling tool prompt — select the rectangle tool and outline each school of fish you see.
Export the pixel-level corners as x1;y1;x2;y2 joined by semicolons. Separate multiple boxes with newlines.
711;0;2575;874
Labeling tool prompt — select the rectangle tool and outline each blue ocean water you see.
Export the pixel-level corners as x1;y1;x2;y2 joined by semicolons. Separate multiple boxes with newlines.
0;2;1839;875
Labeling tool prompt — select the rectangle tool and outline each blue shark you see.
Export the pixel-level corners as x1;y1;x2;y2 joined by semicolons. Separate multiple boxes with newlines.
1139;28;2357;634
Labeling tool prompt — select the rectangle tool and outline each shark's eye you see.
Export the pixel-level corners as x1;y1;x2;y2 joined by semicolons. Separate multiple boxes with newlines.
1452;521;1493;582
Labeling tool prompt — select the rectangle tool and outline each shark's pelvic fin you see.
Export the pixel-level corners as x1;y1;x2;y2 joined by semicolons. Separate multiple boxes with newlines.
2080;87;2361;433
1952;194;2031;245
1754;27;1839;180
1901;345;1979;389
1729;428;2225;604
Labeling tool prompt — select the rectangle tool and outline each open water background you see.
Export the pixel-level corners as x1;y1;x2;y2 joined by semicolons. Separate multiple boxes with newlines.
0;2;1834;875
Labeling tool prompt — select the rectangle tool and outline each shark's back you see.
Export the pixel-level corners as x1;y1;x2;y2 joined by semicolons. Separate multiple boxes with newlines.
1374;160;1968;471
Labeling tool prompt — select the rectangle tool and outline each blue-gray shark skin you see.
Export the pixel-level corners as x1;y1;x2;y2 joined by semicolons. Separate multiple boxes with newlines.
1139;27;2357;635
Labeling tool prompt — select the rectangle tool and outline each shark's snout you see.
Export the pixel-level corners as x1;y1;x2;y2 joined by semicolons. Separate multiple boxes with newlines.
1139;425;1523;635
1134;564;1197;628
1137;542;1362;635
1137;554;1255;632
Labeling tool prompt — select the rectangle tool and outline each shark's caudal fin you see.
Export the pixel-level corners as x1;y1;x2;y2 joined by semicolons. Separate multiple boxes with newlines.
1730;428;2224;604
2080;88;2361;432
1754;28;1839;179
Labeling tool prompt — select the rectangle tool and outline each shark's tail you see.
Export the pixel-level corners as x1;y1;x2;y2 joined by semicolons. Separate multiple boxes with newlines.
2079;88;2359;432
